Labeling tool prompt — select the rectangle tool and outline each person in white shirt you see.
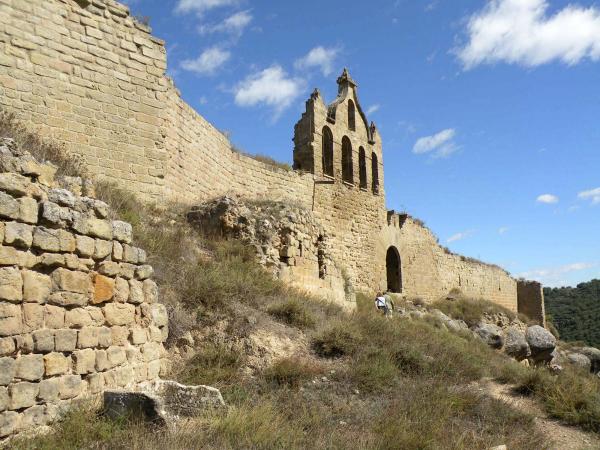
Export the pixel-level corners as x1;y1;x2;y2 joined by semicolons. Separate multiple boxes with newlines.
375;292;389;316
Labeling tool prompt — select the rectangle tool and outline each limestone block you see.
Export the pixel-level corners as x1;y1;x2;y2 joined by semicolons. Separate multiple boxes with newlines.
112;220;132;244
93;273;114;304
48;189;75;208
87;306;105;326
126;346;143;364
0;387;7;412
98;326;112;348
148;326;163;343
65;308;93;328
114;277;129;303
73;217;113;240
52;268;91;294
119;263;135;279
22;270;51;303
22;303;44;332
112;241;123;261
122;244;139;264
44;305;65;329
0;411;21;437
9;382;38;410
0;338;15;357
75;235;95;257
0;192;20;221
77;327;99;348
15;354;44;381
95;349;109;371
48;291;87;307
33;227;75;252
32;329;54;353
111;326;129;346
73;348;96;374
0;172;31;197
147;360;161;379
98;261;120;277
130;328;147;345
38;378;59;402
0;266;22;302
4;222;33;248
18;197;39;224
142;303;168;328
0;358;15;386
107;346;126;368
143;279;158;304
104;303;135;326
141;342;161;362
88;372;105;394
43;352;69;376
94;239;113;259
128;279;144;304
40;201;72;228
54;329;77;352
0;303;22;336
135;265;153;280
21;405;49;428
38;253;67;269
58;375;82;400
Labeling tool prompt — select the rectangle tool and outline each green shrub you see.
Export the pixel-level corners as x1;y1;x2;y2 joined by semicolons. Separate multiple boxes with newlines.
313;322;361;357
267;298;316;329
433;296;516;327
264;357;323;388
177;343;245;388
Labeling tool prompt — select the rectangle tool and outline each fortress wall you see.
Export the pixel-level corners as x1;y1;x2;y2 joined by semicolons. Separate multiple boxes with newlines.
380;217;518;311
0;139;168;438
0;0;170;199
162;87;314;206
517;280;546;325
0;0;314;206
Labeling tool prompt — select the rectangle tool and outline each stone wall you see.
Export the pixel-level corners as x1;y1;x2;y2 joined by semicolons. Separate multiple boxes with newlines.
379;214;519;311
517;281;546;326
0;137;167;438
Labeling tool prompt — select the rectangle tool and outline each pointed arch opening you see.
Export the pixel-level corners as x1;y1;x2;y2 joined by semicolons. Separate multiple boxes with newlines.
386;246;402;293
359;147;367;189
322;126;334;177
342;136;353;184
348;99;356;131
371;152;379;194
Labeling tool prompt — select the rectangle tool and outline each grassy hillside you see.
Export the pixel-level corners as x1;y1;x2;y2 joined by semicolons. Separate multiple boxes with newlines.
544;280;600;347
4;111;600;449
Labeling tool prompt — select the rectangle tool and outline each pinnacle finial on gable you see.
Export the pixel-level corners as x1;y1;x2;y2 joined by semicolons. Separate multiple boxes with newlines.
337;68;357;88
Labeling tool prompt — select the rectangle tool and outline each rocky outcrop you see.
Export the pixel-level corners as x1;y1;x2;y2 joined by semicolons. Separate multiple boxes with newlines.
503;328;531;361
526;326;557;364
0;138;168;438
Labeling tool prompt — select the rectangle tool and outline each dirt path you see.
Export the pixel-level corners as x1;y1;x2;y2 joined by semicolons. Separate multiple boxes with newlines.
476;378;600;450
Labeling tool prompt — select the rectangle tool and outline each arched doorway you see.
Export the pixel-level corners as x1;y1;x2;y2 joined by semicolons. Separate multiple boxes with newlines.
386;246;402;293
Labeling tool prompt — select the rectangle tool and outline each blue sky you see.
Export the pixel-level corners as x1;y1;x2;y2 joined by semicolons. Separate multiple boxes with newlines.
125;0;600;287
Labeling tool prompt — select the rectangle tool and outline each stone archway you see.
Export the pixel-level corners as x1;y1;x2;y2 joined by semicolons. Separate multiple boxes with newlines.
386;246;402;293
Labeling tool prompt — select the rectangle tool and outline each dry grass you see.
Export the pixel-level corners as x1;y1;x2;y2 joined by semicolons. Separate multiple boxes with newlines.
433;295;518;327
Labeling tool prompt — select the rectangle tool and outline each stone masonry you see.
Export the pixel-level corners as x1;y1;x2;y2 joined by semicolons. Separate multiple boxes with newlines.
0;137;167;438
0;1;544;319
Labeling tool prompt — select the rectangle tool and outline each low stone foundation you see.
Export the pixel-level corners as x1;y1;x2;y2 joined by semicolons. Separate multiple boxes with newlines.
0;138;168;438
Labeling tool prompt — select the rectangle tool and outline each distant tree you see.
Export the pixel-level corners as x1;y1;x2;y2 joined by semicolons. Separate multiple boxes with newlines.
544;279;600;347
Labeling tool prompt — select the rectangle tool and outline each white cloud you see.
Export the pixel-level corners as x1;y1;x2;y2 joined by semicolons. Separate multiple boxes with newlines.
498;227;509;235
578;187;600;205
413;128;459;158
181;47;231;75
366;104;380;116
175;0;237;15
536;194;559;204
457;0;600;69
519;262;597;286
294;46;340;76
199;10;253;36
234;65;304;117
447;230;474;243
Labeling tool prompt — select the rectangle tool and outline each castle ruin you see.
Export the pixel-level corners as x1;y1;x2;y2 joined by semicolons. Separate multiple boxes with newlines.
0;0;545;319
